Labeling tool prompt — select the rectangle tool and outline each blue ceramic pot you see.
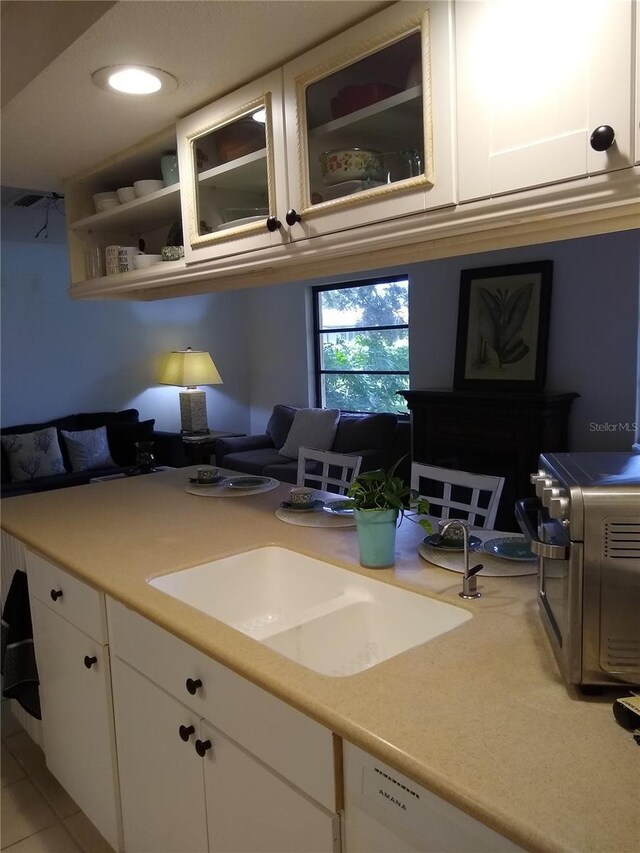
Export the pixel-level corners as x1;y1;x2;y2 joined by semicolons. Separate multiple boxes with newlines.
354;508;399;568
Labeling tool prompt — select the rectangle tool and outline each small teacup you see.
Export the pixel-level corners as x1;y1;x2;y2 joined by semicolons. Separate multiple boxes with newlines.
196;466;218;484
438;518;470;545
289;486;316;507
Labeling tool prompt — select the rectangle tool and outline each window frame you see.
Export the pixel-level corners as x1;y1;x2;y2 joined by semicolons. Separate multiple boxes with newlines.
312;275;410;413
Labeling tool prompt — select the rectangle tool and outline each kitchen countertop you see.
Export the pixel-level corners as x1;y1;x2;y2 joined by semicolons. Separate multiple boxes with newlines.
1;468;638;853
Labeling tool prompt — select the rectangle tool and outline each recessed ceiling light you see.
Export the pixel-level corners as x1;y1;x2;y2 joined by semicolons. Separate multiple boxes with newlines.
92;65;178;96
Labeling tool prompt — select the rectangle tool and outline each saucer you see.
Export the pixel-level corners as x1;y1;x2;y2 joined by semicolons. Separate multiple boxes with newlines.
423;533;482;552
322;499;356;516
280;500;324;513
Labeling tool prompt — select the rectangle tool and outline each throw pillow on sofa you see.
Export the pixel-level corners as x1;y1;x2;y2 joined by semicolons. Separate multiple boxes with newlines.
107;419;156;466
60;426;115;473
280;408;340;459
0;427;66;482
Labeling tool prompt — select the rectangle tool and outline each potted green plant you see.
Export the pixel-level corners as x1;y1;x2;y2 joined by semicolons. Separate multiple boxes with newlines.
347;458;432;568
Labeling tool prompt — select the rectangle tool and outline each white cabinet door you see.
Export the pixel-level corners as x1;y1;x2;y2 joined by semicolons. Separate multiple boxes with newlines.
201;718;338;853
177;70;289;264
456;0;634;201
30;598;121;851
111;657;208;853
283;0;456;241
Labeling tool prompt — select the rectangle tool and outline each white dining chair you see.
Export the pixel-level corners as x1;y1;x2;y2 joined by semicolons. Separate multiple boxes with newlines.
297;447;363;495
410;462;505;529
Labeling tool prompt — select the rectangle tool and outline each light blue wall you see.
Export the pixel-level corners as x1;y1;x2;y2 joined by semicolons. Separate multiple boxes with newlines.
0;206;251;433
2;198;638;454
242;230;640;452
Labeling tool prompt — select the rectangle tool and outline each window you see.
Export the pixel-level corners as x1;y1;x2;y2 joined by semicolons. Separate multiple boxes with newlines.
313;277;409;413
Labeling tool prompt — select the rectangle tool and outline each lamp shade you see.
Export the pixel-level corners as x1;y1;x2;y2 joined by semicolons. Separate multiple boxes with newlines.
159;348;223;388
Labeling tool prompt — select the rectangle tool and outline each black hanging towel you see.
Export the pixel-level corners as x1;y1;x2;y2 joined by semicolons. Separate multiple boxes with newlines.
1;569;41;719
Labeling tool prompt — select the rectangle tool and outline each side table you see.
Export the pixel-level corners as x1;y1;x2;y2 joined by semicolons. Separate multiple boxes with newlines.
182;431;243;466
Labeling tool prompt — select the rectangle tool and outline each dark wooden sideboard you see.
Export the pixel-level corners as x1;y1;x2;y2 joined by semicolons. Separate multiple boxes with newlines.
399;389;579;531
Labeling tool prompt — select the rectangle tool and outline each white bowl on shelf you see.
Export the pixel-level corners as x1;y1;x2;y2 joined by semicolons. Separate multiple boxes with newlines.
133;180;164;197
92;192;119;213
116;186;137;203
133;254;163;270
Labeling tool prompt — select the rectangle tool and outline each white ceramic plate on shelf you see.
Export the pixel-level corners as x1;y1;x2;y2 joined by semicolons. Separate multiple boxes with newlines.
216;215;265;231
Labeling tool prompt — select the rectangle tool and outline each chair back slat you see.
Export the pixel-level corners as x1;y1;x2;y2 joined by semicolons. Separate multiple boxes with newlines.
411;463;505;528
297;447;363;495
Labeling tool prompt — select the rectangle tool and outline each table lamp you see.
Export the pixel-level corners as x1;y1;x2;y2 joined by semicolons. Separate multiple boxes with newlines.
159;347;223;434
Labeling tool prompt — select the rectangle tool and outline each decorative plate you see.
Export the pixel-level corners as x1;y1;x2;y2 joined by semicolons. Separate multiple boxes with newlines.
222;476;272;489
322;499;356;515
483;536;537;562
279;500;325;513
422;533;482;552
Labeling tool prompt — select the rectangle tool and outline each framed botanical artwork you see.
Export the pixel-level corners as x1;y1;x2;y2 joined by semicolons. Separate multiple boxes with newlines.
453;260;553;391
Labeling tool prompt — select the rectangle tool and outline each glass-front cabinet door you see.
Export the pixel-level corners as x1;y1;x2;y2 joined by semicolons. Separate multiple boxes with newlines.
283;1;455;241
177;70;288;262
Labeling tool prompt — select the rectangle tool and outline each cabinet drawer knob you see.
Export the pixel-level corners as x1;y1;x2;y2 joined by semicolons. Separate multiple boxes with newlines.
195;738;212;757
285;208;302;226
590;125;615;151
50;589;63;601
185;677;202;695
84;655;98;669
179;724;195;742
265;215;282;232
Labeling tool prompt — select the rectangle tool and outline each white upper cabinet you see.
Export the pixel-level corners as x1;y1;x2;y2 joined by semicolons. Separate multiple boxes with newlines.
176;1;456;262
283;0;456;241
177;70;289;263
456;0;635;201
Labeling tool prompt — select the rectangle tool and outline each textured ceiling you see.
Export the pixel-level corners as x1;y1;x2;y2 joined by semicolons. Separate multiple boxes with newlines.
1;0;389;192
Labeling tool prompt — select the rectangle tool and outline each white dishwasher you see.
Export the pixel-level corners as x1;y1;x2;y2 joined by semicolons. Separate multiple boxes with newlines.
343;743;522;852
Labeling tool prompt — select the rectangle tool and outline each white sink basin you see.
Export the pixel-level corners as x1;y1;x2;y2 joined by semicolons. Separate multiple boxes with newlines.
149;546;471;676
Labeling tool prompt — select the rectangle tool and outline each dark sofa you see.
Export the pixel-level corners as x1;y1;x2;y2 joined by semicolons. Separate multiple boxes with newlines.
215;404;410;485
1;409;184;498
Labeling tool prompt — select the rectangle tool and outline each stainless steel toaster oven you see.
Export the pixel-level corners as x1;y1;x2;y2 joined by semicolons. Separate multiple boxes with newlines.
516;452;640;690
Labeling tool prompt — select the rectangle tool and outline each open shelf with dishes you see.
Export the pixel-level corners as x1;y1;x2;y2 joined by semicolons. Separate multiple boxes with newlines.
64;128;185;285
68;184;181;234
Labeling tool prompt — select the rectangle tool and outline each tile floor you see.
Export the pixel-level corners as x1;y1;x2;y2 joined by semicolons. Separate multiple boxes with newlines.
1;719;114;853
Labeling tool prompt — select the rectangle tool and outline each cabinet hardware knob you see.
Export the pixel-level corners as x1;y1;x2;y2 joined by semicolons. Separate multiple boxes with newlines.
285;208;302;226
179;724;195;742
185;677;202;695
84;655;98;669
195;738;212;757
265;215;282;232
50;589;63;601
590;125;615;151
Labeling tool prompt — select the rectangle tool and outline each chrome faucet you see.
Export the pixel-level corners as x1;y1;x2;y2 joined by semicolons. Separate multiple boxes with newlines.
440;519;484;599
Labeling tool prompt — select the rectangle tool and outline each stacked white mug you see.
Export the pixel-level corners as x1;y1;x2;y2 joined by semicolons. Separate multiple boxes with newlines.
105;245;120;276
118;246;138;273
105;245;140;275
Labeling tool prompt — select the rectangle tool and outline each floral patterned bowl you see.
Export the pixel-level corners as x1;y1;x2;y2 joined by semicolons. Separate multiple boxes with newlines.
319;148;384;186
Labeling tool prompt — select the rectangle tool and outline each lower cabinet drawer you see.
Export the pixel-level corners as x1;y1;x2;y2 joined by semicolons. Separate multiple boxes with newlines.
26;549;107;643
107;598;336;812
